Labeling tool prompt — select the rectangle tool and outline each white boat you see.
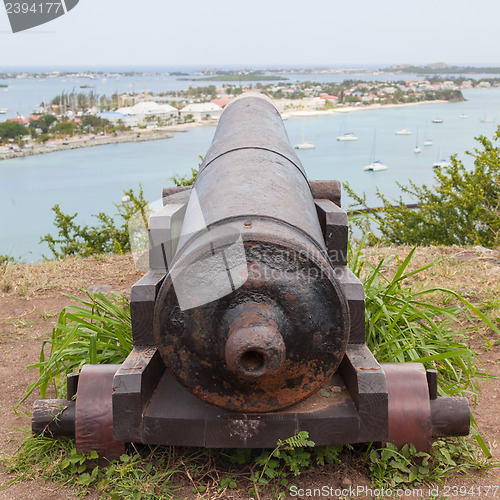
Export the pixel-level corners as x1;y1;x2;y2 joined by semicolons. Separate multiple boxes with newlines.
364;160;388;171
423;139;433;146
480;117;495;123
0;108;7;114
432;118;443;124
395;128;411;135
459;114;469;119
364;131;387;171
433;159;451;169
433;143;450;169
294;141;315;150
336;132;359;141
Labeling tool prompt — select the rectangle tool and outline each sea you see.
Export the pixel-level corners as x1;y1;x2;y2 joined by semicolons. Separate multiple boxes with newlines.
0;70;499;261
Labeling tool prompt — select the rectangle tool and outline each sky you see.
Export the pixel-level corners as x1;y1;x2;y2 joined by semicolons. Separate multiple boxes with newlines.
0;0;500;69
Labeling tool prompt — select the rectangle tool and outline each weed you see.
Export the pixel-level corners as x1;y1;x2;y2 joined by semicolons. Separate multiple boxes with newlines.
367;439;497;489
2;435;184;499
16;291;132;411
349;238;496;401
39;310;58;320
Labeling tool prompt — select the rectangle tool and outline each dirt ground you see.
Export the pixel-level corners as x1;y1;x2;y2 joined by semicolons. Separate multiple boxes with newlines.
0;247;499;499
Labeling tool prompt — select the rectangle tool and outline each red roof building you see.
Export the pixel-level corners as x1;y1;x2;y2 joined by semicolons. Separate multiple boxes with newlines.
210;96;233;108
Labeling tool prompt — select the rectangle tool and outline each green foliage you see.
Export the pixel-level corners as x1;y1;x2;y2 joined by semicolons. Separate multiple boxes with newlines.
368;440;496;489
16;292;132;411
349;238;496;400
30;114;57;134
0;121;28;139
40;186;148;259
2;435;183;499
249;432;343;498
169;156;201;186
169;167;198;186
0;254;15;265
52;121;79;136
347;128;500;247
81;115;112;131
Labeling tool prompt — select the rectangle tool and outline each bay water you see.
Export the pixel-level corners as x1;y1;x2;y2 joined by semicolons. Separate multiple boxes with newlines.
1;88;499;261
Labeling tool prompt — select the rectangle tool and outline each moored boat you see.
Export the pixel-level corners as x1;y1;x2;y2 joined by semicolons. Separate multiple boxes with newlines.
336;132;359;141
363;160;388;171
294;141;315;149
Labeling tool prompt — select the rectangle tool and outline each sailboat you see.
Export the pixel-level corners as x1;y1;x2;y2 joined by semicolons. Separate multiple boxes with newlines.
336;117;358;141
294;122;315;149
336;132;359;141
433;142;450;169
294;141;315;149
422;124;432;146
363;131;388;171
414;127;421;154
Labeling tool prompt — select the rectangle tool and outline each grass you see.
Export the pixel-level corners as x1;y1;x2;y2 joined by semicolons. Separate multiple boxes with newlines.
16;291;133;410
350;240;496;400
3;240;500;497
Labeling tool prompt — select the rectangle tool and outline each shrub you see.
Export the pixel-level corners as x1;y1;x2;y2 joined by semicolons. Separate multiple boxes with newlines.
40;186;148;259
347;128;500;247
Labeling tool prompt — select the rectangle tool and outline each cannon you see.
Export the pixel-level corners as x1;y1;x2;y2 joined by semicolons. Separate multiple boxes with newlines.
33;93;470;458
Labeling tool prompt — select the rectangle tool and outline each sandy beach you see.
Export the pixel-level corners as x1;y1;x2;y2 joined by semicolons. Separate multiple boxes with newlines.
282;99;447;118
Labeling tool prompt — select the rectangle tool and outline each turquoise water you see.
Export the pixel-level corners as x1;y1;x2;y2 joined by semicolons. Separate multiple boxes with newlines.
1;89;499;261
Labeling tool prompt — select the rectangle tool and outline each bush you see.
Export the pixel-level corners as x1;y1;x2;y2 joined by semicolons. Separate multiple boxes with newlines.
0;121;28;140
40;186;148;259
347;128;500;247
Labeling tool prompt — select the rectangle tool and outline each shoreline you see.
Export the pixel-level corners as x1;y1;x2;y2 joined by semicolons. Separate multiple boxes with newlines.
282;99;448;118
0;99;449;161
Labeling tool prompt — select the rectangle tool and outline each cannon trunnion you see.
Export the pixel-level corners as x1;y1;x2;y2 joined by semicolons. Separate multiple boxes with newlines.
32;94;470;458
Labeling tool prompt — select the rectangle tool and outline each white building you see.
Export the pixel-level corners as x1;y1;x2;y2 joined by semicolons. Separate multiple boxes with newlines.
179;102;223;122
116;101;178;125
97;111;138;127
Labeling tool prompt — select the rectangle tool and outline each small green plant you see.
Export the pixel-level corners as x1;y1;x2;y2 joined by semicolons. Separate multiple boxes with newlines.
169;156;201;186
169;167;198;187
0;254;15;265
248;432;344;498
367;439;496;489
16;291;132;411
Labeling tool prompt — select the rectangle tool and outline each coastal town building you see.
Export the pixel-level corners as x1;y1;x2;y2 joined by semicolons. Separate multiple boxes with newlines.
97;111;138;127
115;101;178;125
179;102;223;122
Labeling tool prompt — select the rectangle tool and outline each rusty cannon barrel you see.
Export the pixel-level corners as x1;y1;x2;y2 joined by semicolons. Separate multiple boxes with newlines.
153;93;350;412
